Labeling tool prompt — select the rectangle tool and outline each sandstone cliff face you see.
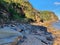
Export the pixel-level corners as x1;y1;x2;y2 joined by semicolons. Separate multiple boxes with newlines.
0;0;58;23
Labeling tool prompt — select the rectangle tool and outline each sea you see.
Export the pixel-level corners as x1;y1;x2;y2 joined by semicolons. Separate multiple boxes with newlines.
52;20;60;30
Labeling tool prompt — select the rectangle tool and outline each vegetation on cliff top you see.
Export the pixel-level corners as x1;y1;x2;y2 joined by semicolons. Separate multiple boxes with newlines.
0;0;58;23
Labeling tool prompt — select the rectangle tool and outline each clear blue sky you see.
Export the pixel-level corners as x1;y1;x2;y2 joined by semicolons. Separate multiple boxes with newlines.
29;0;60;19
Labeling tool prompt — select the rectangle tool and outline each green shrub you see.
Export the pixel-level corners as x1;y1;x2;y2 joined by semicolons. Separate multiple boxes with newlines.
40;11;53;21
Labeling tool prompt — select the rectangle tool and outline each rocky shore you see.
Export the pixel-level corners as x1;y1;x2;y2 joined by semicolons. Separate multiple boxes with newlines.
47;22;60;45
0;23;54;45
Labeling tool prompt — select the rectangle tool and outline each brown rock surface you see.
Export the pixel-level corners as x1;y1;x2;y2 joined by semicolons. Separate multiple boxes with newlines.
47;26;60;45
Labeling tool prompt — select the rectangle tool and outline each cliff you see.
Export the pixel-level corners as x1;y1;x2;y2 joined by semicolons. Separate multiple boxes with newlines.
0;0;58;23
0;0;59;45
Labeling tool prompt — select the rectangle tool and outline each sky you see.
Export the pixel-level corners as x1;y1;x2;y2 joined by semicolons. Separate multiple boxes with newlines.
29;0;60;19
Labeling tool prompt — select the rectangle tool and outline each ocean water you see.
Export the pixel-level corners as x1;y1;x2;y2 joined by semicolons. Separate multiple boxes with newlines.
52;20;60;30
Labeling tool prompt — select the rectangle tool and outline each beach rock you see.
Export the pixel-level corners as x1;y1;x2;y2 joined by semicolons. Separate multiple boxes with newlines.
48;21;60;45
0;23;53;45
13;24;53;45
0;26;23;45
